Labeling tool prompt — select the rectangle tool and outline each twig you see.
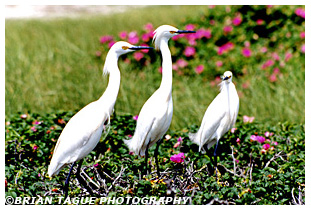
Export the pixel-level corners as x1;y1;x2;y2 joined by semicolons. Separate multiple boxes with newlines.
218;163;246;178
108;165;127;191
80;167;100;189
249;163;253;186
207;198;235;205
230;146;236;175
264;151;285;168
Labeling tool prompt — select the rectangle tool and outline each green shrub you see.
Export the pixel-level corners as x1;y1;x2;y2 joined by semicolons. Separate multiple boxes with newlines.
5;111;305;204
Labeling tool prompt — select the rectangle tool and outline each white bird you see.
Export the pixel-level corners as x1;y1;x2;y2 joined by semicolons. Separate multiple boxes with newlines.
124;25;195;175
48;41;153;197
189;71;239;173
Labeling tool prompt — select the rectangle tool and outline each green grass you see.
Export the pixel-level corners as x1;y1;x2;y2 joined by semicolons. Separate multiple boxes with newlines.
5;5;305;130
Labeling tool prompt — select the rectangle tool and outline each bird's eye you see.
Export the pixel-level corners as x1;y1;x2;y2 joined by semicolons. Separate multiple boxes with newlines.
122;46;129;50
169;31;176;34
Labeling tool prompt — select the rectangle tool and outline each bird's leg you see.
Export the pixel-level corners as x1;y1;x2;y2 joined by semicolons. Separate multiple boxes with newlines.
155;138;163;177
213;140;220;179
144;140;151;175
64;162;76;198
75;160;94;196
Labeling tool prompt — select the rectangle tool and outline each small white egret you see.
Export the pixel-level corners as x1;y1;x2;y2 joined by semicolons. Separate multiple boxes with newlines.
124;25;195;175
189;71;239;174
48;41;153;197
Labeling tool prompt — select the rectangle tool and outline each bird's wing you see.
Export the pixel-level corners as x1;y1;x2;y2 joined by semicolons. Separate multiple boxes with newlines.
198;94;227;149
49;102;108;176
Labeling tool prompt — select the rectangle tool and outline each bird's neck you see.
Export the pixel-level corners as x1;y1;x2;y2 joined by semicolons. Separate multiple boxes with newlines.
159;39;173;94
99;53;121;115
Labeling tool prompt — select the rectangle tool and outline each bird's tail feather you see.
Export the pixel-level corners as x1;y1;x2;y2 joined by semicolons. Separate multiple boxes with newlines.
189;132;204;153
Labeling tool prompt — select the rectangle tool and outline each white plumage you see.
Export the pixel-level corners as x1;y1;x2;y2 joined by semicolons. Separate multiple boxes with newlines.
48;41;153;177
189;71;239;152
124;25;195;174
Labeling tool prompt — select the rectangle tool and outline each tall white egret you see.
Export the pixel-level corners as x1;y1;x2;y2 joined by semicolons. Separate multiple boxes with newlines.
189;71;239;174
48;41;153;197
124;25;195;176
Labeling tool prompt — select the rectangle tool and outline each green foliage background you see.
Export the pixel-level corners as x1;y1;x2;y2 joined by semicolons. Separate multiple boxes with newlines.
5;5;305;205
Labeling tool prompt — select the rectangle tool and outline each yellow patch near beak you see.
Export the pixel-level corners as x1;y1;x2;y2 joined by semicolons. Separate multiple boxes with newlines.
122;46;129;50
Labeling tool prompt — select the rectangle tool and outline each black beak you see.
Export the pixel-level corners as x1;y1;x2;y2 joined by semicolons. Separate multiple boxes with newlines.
176;30;196;34
129;46;154;50
222;76;229;81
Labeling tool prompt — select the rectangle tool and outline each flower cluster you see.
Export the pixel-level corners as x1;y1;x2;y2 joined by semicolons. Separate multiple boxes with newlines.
96;5;305;92
249;132;277;154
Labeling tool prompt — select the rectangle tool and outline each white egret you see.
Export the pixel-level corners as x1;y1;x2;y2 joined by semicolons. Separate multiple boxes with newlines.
48;41;153;197
124;25;195;176
189;71;239;174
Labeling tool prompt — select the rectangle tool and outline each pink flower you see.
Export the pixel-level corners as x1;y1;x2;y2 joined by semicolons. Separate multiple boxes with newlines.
188;39;197;46
119;31;127;39
108;41;115;49
242;48;252;57
271;52;280;61
195;65;204;74
93;163;99;168
100;35;113;44
172;64;178;71
172;33;184;41
184;46;196;57
20;114;28;119
127;134;132;138
236;138;240;143
177;137;183;142
196;29;212;39
33;145;38;150
272;141;278;146
176;59;188;68
295;8;305;18
256;136;266;143
170;153;185;163
235;159;240;164
141;33;150;42
243;115;255;123
223;25;233;34
300;32;305;39
185;24;195;31
265;131;274;137
269;74;277;82
262;143;270;150
173;142;181;148
261;59;274;69
233;16;242;26
244;41;250;47
216;60;223;67
33;120;42;125
144;23;154;32
31;126;37;132
231;127;237;133
133;52;144;61
158;67;163;74
139;43;151;53
285;52;292;62
133;115;138;120
128;31;139;45
218;42;234;55
261;47;268;53
256;19;264;25
301;44;305;53
250;135;257;142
